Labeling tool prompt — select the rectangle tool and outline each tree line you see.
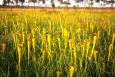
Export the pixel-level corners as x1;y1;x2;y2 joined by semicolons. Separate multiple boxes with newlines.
3;0;46;6
2;0;115;7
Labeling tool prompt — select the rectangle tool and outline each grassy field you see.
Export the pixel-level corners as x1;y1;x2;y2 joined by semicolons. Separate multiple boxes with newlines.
0;10;115;77
0;8;115;13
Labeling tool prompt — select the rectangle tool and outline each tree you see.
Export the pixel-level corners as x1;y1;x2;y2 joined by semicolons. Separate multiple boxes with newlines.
3;0;7;6
19;0;25;6
42;0;45;4
51;0;55;8
111;0;114;8
96;0;100;2
7;0;10;6
39;0;45;4
31;0;37;8
15;0;18;6
107;0;114;8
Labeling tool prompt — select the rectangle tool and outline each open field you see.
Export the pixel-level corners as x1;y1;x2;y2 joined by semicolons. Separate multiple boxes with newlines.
0;10;115;77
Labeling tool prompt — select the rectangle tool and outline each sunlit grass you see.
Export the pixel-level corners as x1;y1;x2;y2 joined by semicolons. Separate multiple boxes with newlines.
0;10;115;77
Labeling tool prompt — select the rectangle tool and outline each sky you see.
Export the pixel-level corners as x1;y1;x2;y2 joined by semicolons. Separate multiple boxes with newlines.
0;0;3;5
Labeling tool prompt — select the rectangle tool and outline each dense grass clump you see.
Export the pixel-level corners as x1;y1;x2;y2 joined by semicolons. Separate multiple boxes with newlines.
0;11;115;77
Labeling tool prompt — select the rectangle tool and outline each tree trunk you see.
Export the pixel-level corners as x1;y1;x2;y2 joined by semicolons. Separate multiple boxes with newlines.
111;0;113;8
28;1;29;7
22;3;23;6
43;0;45;4
34;2;35;9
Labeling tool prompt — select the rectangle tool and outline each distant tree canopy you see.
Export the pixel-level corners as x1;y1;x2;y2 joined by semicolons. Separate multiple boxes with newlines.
3;0;10;6
19;0;25;5
39;0;45;4
7;0;10;5
3;0;7;6
2;0;115;7
7;0;10;3
30;0;37;7
31;0;37;3
15;0;18;6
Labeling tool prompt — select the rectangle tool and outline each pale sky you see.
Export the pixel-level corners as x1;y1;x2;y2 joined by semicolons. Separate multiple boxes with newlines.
0;0;3;5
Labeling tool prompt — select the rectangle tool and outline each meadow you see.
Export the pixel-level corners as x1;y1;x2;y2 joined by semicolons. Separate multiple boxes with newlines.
0;10;115;77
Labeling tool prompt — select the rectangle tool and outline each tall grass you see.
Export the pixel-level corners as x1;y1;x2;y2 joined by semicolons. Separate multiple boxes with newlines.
0;11;115;77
